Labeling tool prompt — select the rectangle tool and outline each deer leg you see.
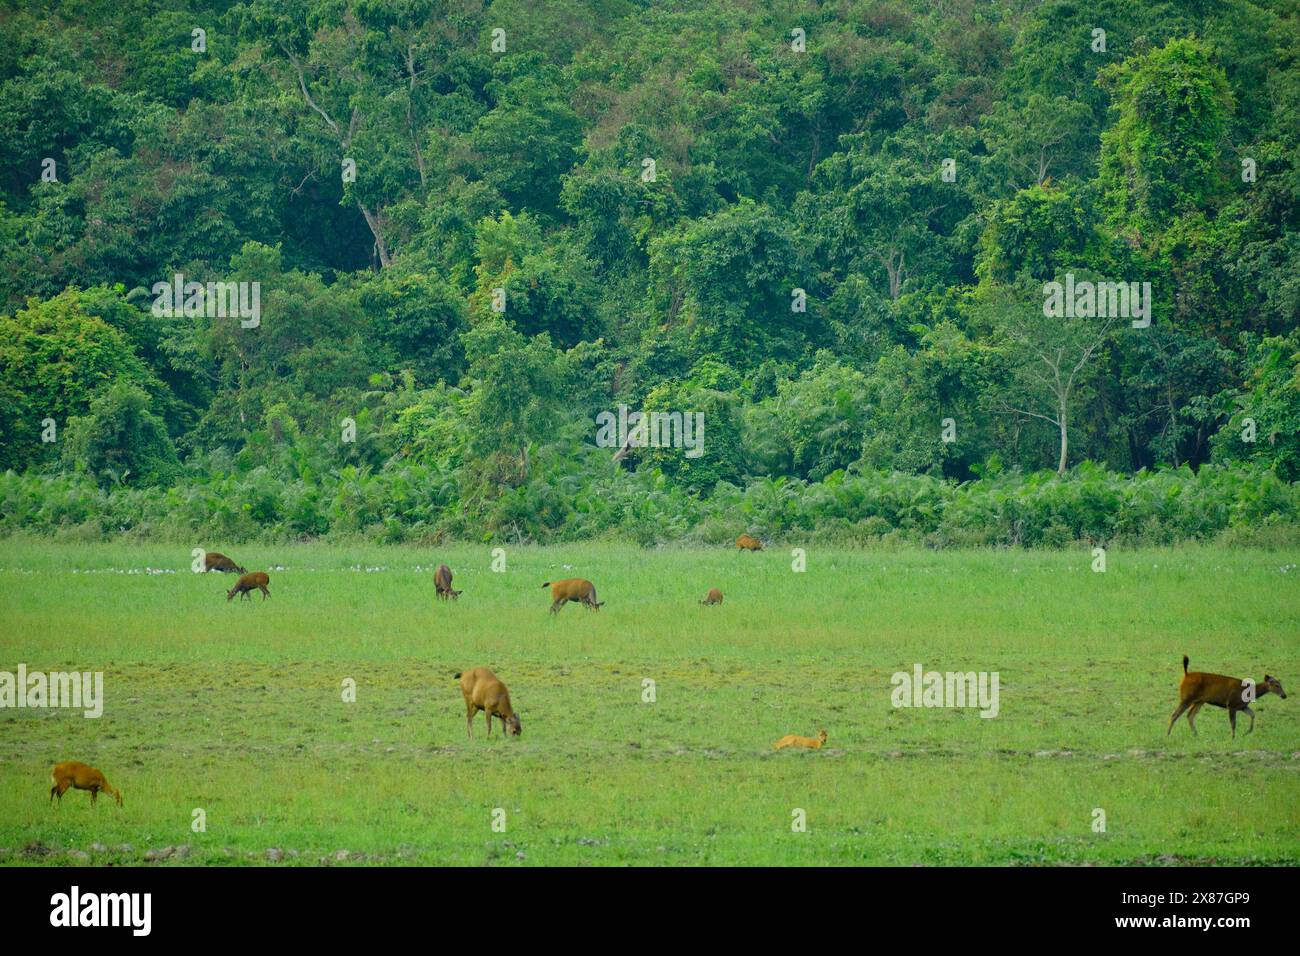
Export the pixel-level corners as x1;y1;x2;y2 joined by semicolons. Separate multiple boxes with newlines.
90;786;99;806
550;599;563;614
1167;699;1190;734
466;704;475;740
1240;705;1257;735
485;710;493;736
260;585;269;599
1186;702;1203;735
1229;708;1238;738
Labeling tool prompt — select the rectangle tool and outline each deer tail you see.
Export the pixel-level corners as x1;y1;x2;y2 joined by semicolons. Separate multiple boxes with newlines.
1183;655;1190;673
541;582;550;588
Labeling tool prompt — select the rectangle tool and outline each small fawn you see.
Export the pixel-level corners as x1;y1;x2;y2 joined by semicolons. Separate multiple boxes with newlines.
227;571;270;601
457;668;521;738
773;729;828;750
700;588;723;605
50;761;121;807
434;564;462;601
736;534;763;552
1168;656;1287;738
542;578;603;613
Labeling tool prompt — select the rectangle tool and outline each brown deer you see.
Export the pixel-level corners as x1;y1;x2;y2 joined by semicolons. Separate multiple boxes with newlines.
227;571;271;601
736;534;763;552
50;761;122;807
701;588;724;605
542;578;603;613
456;668;521;739
773;730;827;750
434;564;461;601
1168;656;1287;738
204;552;246;574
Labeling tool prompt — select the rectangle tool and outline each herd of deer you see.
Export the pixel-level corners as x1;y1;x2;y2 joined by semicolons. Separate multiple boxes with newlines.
47;539;1287;808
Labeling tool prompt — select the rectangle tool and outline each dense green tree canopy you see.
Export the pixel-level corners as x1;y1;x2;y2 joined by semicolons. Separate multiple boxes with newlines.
0;0;1296;543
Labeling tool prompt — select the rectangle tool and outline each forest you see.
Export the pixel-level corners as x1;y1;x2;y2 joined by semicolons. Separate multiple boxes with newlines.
0;0;1297;545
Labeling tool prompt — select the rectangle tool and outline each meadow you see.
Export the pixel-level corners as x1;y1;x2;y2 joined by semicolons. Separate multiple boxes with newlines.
1;539;1297;866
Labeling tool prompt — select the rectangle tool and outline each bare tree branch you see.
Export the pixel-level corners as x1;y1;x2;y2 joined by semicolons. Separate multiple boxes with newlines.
286;50;340;136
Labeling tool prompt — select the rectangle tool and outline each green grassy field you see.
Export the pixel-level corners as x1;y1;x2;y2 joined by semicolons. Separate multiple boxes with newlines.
1;539;1297;866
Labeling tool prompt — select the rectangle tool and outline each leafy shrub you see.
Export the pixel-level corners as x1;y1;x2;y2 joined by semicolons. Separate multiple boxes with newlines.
1;460;1294;548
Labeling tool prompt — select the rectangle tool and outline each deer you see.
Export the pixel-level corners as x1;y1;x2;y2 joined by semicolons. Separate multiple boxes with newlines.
50;761;122;807
773;730;828;750
227;571;271;601
701;588;724;605
542;578;603;613
1168;656;1287;738
434;564;461;601
204;552;246;574
456;668;521;739
736;534;763;552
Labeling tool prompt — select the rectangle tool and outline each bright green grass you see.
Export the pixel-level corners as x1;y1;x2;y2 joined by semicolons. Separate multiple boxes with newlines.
1;540;1297;865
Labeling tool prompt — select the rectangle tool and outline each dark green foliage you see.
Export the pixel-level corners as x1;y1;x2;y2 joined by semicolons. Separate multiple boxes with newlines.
61;382;181;487
0;1;1295;542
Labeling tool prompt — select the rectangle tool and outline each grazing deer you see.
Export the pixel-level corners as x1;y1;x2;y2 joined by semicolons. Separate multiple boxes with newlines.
456;668;521;739
50;762;121;807
542;578;603;613
773;730;827;750
434;564;461;601
1168;656;1287;738
701;588;723;605
736;534;763;552
204;552;246;574
227;571;271;601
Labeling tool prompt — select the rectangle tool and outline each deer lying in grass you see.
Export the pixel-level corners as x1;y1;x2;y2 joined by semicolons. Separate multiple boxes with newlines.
204;552;246;574
736;534;763;552
543;578;603;613
456;668;521;738
50;761;121;807
1168;656;1287;738
701;588;723;605
434;564;462;601
773;730;827;750
227;571;270;601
